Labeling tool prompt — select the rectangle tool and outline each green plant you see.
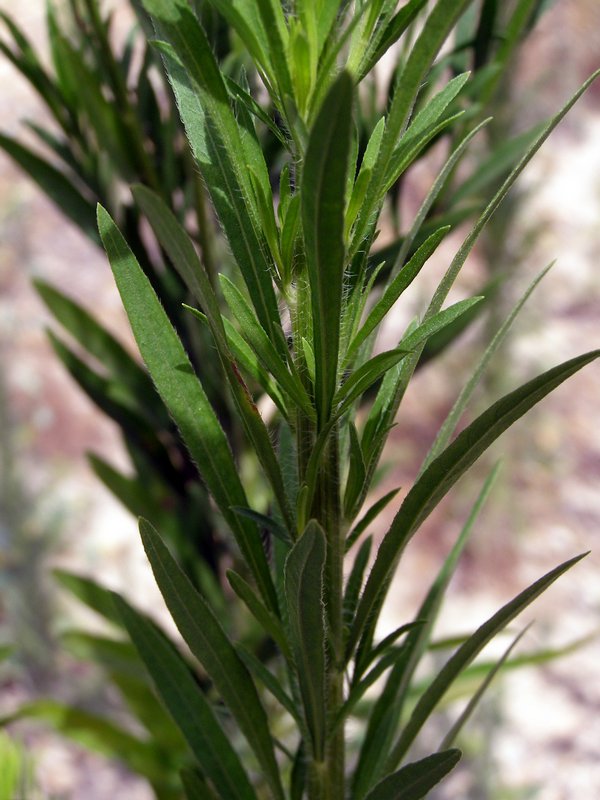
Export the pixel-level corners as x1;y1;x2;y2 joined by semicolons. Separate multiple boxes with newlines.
92;1;598;797
0;0;556;601
2;0;598;798
0;731;36;800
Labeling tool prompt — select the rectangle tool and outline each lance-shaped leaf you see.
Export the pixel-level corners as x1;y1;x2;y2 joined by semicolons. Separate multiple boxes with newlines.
343;536;373;632
181;768;219;800
0;133;98;241
346;488;400;553
344;227;449;365
352;466;500;796
219;274;313;419
114;594;258;800
352;70;600;513
284;521;327;760
349;349;600;660
356;0;429;81
203;0;270;77
35;279;164;425
421;264;553;472
236;646;299;721
0;700;167;785
387;554;586;768
439;625;531;750
350;0;474;255
54;569;126;631
227;570;292;662
301;70;354;426
337;297;482;419
98;205;277;611
365;749;462;800
389;119;489;276
132;186;294;530
142;0;285;354
139;519;285;800
61;630;142;680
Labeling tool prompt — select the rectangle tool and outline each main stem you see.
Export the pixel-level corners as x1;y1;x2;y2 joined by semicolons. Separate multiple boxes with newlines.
291;281;346;798
313;430;345;800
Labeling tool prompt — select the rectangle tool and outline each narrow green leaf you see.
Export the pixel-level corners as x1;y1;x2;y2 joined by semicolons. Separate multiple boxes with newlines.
344;422;368;518
98;205;277;611
337;645;410;733
439;625;530;750
256;0;292;100
225;76;289;148
231;508;291;545
145;0;285;352
0;701;164;783
424;70;600;325
338;297;482;422
365;749;462;800
284;521;327;760
131;185;225;345
352;466;500;793
356;0;429;81
350;350;600;661
346;488;400;553
183;304;288;417
202;0;270;77
452;123;544;204
345;228;449;365
114;594;258;800
421;264;553;472
389;120;490;276
360;623;427;679
236;646;299;721
132;187;294;529
346;117;385;235
361;71;600;486
61;630;141;679
219;274;314;419
181;768;219;800
351;0;474;255
301;70;354;426
54;569;124;630
335;348;411;414
387;554;587;767
35;279;162;423
139;519;285;800
227;569;292;662
343;535;373;631
0;133;97;241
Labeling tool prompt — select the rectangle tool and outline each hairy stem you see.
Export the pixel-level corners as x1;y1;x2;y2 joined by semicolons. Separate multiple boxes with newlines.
313;430;345;800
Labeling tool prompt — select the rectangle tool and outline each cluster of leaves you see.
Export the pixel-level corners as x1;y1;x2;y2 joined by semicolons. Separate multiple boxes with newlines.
1;0;598;799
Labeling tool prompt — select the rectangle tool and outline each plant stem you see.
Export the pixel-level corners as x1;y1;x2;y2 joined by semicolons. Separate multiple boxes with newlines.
291;273;345;797
313;430;345;800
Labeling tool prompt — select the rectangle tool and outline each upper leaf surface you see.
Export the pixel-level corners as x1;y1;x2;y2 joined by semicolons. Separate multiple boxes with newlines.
301;70;354;427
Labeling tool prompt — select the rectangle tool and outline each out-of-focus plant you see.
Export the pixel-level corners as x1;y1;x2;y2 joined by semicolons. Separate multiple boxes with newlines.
1;1;597;798
0;366;57;691
0;731;36;800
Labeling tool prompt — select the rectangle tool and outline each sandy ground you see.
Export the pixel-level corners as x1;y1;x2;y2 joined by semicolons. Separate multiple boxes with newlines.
0;2;599;798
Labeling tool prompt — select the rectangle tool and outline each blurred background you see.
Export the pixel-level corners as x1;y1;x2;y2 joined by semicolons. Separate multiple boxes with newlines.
0;1;599;798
